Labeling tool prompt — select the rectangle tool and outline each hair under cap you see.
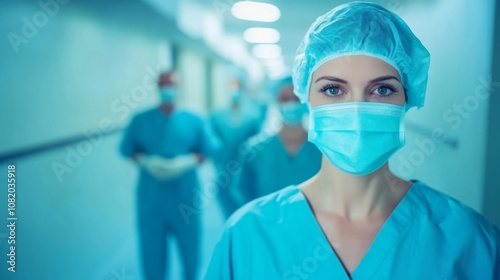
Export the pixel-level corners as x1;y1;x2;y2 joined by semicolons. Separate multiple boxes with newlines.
292;1;430;110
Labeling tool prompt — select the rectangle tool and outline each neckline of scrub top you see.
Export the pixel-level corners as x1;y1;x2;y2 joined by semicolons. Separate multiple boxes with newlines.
274;134;309;160
155;106;178;118
295;181;419;279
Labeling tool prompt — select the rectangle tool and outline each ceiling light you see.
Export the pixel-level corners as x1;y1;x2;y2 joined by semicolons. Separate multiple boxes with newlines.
252;44;282;58
243;28;280;44
260;57;285;67
231;1;281;22
267;67;288;78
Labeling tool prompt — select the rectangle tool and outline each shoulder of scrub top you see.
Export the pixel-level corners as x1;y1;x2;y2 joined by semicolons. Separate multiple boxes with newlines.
130;107;158;121
409;181;500;247
127;107;206;130
174;106;206;121
176;107;224;132
223;185;305;235
222;181;499;248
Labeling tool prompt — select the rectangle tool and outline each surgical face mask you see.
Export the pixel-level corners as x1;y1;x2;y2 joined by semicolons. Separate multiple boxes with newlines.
160;87;176;104
308;102;405;175
278;101;307;125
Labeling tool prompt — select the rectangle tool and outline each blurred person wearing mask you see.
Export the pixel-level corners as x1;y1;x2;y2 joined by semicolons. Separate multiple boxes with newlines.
229;76;322;209
120;70;220;280
210;79;262;218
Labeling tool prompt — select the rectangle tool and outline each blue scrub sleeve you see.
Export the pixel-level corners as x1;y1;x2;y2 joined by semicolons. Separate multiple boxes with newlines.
120;116;140;158
203;231;233;280
209;115;223;138
494;227;500;279
231;144;258;207
249;119;263;138
195;118;222;157
204;218;252;280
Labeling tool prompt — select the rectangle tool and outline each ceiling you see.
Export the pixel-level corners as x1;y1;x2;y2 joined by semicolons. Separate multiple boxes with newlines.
202;0;394;74
146;0;435;79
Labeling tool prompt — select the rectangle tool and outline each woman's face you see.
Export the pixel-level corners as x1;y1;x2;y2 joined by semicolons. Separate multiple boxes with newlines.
309;55;406;107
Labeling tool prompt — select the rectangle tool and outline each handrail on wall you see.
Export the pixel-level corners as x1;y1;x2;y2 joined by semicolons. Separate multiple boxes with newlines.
0;128;124;163
0;121;458;163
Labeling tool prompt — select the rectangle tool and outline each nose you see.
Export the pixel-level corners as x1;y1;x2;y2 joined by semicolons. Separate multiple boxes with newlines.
350;89;368;102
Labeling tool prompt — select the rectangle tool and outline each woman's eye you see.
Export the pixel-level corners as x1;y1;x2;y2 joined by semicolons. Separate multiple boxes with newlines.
320;85;342;97
373;85;397;96
327;87;340;95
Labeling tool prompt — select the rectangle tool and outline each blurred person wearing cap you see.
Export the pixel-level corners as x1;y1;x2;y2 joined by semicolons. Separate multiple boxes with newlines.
120;70;220;280
228;76;322;212
209;78;263;218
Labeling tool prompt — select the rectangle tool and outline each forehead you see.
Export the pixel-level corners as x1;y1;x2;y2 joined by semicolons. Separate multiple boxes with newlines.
277;84;294;95
277;85;298;100
312;55;401;81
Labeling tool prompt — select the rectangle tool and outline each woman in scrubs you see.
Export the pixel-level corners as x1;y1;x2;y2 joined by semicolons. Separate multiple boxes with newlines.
204;2;499;279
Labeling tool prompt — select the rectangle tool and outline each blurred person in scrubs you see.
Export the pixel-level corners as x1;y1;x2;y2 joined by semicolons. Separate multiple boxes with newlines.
229;76;322;210
120;70;220;280
210;78;262;218
205;2;499;279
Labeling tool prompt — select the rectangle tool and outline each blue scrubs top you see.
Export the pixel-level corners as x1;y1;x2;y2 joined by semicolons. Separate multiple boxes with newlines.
210;108;262;170
120;107;220;207
232;134;322;205
205;181;500;279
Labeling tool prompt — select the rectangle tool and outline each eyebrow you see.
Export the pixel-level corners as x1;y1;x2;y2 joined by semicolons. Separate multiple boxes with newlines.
314;76;348;84
369;75;401;83
314;75;401;84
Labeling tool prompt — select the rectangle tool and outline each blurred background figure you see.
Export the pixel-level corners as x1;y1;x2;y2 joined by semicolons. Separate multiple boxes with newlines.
209;78;262;218
120;70;220;280
230;76;322;209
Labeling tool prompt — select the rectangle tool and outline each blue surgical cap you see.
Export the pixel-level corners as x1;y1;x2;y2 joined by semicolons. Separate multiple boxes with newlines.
292;1;430;110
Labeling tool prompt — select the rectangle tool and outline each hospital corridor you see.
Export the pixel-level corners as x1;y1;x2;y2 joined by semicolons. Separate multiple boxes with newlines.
1;0;500;279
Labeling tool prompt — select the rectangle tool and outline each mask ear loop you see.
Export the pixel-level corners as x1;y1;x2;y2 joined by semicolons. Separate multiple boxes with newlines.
399;91;407;145
305;101;314;138
306;101;312;112
403;87;411;112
